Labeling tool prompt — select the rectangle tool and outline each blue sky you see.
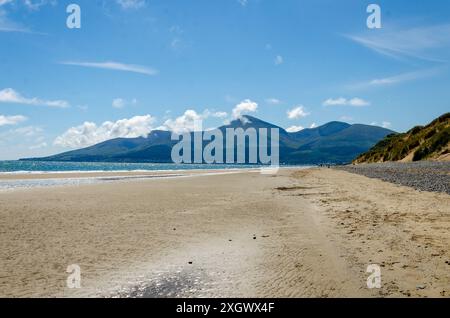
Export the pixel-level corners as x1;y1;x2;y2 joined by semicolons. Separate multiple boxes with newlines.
0;0;449;159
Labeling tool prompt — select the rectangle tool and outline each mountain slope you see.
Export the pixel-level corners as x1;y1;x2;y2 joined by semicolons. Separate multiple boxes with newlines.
23;116;394;164
354;113;450;163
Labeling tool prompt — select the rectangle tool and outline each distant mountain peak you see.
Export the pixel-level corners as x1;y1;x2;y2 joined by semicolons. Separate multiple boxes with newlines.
223;115;286;132
22;116;394;164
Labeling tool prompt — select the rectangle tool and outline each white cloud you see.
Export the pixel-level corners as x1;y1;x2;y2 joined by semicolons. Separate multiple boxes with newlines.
348;98;370;107
59;61;158;76
0;1;53;33
0;114;27;126
310;123;317;129
232;99;258;118
323;97;346;106
0;0;56;10
287;105;309;119
286;125;304;133
23;0;56;11
170;38;182;50
17;126;42;136
0;88;69;108
9;125;42;137
323;97;369;107
0;0;14;6
160;109;229;134
340;116;353;122
353;68;443;89
370;121;392;129
29;141;47;150
112;97;137;109
211;111;228;118
116;0;146;9
274;55;283;65
0;7;27;32
237;0;248;7
162;110;204;134
265;98;281;105
112;98;125;109
225;95;236;103
345;23;450;62
169;25;183;34
54;115;156;148
0;126;45;156
382;121;392;129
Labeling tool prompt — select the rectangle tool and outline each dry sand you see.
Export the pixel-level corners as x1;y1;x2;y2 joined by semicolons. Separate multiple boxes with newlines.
0;168;448;298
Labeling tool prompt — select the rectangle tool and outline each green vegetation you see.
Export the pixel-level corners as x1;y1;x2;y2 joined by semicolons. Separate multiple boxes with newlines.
354;113;450;163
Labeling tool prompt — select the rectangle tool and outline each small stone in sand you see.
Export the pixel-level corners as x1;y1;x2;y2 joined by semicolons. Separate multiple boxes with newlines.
188;261;193;264
416;284;426;290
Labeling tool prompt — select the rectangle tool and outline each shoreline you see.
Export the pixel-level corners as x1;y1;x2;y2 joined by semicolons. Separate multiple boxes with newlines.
0;167;310;192
0;169;267;192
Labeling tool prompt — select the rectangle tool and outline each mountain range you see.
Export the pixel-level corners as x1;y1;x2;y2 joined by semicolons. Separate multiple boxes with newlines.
354;112;450;163
22;115;395;164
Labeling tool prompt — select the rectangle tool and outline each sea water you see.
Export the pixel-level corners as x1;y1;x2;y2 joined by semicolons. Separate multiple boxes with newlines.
0;161;264;174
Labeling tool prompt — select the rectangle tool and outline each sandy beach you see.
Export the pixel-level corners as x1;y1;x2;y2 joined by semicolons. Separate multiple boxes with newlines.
0;168;449;298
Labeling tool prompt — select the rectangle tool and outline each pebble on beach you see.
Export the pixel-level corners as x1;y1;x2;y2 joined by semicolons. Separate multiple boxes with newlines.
336;162;450;195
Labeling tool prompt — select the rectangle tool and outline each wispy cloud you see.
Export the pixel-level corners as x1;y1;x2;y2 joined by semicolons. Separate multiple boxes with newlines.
323;97;370;107
23;0;57;11
203;109;228;119
29;141;47;150
345;23;450;62
112;97;137;109
0;7;29;32
59;61;158;76
349;67;444;89
265;98;281;105
1;0;56;10
0;1;50;33
274;55;284;65
0;114;27;126
0;88;69;108
0;0;14;6
237;0;248;7
370;121;392;129
116;0;146;10
340;115;353;122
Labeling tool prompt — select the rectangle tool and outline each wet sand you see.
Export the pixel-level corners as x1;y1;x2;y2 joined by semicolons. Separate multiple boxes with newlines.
0;168;449;297
0;168;256;180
